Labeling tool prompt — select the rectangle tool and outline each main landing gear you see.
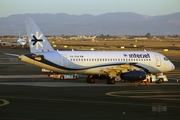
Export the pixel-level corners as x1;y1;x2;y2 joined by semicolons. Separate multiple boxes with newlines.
106;77;116;84
86;77;96;83
86;75;116;84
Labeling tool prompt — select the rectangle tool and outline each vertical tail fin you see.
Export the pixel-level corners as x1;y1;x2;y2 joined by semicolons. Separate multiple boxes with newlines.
24;17;54;53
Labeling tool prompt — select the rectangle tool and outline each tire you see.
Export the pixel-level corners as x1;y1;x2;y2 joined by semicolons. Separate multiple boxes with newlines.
73;76;77;80
90;78;95;83
107;78;115;84
110;79;116;84
159;78;163;83
60;76;64;80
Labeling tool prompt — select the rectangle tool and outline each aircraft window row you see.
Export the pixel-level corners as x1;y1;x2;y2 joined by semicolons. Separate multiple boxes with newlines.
70;58;151;62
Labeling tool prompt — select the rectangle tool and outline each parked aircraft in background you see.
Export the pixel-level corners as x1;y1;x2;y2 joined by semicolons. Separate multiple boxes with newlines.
83;35;96;40
69;35;96;40
0;30;28;48
6;17;175;86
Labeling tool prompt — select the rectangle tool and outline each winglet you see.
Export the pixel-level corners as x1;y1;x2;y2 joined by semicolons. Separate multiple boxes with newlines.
24;17;55;53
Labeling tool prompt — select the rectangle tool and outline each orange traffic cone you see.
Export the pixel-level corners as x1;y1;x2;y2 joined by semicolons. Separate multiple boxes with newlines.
146;79;149;85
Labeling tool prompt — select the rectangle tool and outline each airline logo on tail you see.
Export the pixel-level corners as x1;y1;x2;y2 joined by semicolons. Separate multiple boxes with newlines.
29;31;44;49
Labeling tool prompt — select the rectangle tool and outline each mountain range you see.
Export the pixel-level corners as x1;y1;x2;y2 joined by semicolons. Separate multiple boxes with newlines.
0;12;180;36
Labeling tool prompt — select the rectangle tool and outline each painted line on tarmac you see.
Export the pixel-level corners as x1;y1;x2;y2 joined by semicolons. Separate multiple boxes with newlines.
0;75;48;78
1;95;179;109
106;90;180;101
0;82;131;87
0;95;159;108
0;99;9;106
0;81;180;87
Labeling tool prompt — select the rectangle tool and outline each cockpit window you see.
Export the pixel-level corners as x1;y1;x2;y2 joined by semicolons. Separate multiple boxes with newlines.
164;57;169;61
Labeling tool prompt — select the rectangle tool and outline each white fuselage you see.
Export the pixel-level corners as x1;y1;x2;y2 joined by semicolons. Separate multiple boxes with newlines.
17;39;27;46
19;51;175;76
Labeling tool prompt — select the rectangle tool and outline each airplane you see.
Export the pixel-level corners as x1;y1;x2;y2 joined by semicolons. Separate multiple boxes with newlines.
69;35;96;40
83;35;96;40
0;30;28;48
7;17;175;85
69;35;85;40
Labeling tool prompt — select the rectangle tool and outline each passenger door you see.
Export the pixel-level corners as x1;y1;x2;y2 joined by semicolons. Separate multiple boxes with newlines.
155;54;161;67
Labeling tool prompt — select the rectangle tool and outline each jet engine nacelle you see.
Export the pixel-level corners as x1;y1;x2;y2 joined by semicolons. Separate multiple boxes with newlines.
121;70;146;82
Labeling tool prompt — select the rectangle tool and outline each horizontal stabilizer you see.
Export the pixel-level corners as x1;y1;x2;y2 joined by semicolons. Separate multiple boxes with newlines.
4;53;19;57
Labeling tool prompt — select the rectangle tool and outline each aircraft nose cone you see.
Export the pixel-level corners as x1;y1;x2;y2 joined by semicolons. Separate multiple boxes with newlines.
172;63;175;70
169;62;175;71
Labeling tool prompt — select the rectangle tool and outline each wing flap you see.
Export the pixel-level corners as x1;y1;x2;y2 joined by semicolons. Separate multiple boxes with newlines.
102;63;138;77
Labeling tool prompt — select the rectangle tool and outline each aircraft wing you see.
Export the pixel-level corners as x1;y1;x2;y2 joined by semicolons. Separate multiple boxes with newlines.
102;63;142;77
0;41;20;46
0;41;8;45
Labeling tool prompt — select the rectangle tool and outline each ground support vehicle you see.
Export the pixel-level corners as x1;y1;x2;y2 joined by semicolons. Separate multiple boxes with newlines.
49;74;78;80
144;73;168;83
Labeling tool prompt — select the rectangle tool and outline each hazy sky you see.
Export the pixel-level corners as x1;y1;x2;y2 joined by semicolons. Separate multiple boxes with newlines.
0;0;180;18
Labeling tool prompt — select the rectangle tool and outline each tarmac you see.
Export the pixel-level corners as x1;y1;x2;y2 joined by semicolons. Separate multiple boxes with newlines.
0;46;179;120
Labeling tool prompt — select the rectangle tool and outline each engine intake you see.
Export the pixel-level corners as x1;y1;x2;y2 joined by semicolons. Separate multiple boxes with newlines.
121;70;146;82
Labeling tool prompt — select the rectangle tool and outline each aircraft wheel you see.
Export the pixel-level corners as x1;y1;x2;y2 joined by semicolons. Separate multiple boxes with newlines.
107;78;116;84
110;78;116;84
90;78;95;83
